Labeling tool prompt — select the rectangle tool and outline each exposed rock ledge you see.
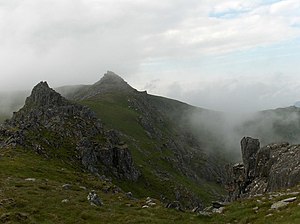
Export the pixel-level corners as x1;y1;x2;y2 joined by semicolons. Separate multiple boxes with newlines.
227;137;300;201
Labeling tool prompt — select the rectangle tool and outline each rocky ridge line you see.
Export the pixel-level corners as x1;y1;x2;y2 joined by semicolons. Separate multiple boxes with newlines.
0;81;140;181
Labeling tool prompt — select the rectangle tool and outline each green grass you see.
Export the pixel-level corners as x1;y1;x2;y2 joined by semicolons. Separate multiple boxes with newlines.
81;93;147;141
79;93;225;207
211;189;300;224
0;147;204;223
0;146;300;223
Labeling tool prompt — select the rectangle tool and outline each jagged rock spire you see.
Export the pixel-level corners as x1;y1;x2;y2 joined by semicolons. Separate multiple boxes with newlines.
24;81;67;108
241;137;260;180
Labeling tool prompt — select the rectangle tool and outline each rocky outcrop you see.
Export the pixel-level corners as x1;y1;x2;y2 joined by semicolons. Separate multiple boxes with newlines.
241;137;260;182
227;137;300;201
23;81;68;108
87;191;103;206
1;81;140;181
69;71;136;101
97;144;140;181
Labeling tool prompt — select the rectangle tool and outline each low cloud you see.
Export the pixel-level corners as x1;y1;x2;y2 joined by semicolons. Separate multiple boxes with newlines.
0;0;300;93
0;90;28;117
145;73;300;113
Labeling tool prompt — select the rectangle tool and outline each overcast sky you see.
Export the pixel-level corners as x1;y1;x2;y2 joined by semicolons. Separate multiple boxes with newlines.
0;0;300;112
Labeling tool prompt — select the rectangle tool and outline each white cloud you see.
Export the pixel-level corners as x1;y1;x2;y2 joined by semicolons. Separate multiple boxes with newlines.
144;73;300;112
270;0;300;15
0;0;299;111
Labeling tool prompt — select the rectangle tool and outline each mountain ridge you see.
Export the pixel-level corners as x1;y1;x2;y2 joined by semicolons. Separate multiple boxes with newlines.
1;72;300;222
3;81;141;182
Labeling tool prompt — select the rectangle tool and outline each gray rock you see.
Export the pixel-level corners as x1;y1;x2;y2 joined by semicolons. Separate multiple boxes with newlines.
87;191;103;206
282;197;297;203
287;192;299;196
271;201;288;209
96;144;141;181
25;178;36;182
227;137;300;201
270;196;296;209
165;201;184;212
62;184;72;190
148;202;156;206
192;207;201;213
212;207;225;214
241;137;260;180
125;192;133;199
79;186;87;191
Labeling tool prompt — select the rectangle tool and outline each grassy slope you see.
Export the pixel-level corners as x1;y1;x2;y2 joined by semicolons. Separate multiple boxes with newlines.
80;92;225;206
0;147;204;224
215;188;300;224
1;146;299;223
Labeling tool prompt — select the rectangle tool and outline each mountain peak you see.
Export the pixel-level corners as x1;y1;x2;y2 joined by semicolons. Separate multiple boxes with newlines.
94;71;130;87
25;81;67;108
58;71;137;101
70;71;136;100
104;70;124;80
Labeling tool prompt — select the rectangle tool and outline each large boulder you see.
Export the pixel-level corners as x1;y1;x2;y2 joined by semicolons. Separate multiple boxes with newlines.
228;137;300;201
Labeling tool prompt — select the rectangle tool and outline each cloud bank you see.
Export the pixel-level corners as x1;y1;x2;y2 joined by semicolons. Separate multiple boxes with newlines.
0;0;300;111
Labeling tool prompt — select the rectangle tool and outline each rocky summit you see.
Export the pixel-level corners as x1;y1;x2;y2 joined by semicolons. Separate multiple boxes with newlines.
69;71;136;101
1;81;140;181
227;136;300;201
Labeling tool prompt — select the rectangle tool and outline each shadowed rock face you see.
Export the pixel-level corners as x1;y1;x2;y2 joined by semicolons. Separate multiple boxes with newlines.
241;137;260;181
24;81;68;108
1;81;140;181
228;137;300;201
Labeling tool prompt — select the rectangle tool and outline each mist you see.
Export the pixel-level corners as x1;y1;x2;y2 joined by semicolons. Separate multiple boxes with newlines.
1;76;300;163
0;90;28;120
185;105;300;162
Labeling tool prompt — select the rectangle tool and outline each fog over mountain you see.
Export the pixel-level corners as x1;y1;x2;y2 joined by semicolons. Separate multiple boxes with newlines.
2;1;300;223
1;0;300;112
1;0;300;158
3;72;300;164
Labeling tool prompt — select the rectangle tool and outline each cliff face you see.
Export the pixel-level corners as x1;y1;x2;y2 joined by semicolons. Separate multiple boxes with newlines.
1;81;140;181
227;136;300;201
